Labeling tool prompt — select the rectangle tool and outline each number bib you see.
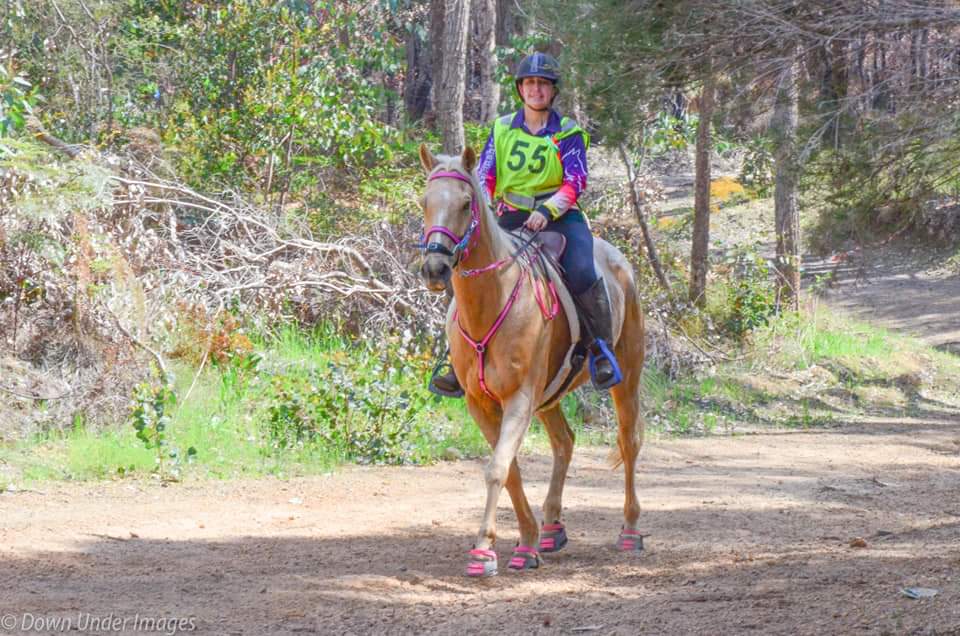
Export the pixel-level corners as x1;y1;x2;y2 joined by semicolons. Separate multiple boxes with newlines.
492;112;588;211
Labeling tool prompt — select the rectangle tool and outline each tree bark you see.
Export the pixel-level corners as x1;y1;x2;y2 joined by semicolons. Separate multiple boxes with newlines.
472;0;499;124
429;0;446;116
688;75;715;309
436;0;472;153
404;25;431;122
772;58;801;312
495;0;519;46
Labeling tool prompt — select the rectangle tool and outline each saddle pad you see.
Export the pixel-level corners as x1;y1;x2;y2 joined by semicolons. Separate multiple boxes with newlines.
536;257;584;411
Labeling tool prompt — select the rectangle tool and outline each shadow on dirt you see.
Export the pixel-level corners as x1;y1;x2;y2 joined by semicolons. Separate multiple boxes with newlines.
3;490;959;634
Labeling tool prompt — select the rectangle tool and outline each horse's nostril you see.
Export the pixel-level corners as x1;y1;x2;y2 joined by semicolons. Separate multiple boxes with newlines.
421;258;452;287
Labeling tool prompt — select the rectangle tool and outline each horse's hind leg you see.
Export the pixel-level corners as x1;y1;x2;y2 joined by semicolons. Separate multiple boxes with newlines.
537;405;574;553
610;291;646;550
611;378;644;530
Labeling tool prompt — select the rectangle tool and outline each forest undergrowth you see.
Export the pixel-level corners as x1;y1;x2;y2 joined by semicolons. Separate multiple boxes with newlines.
3;129;960;490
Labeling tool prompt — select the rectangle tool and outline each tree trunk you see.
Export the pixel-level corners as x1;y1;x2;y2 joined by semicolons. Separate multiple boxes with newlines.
429;0;446;116
404;25;431;122
436;0;471;153
772;59;800;312
472;0;499;124
688;75;714;309
495;0;519;46
919;28;929;90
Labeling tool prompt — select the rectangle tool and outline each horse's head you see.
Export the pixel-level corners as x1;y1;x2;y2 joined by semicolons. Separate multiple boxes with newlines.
418;143;479;292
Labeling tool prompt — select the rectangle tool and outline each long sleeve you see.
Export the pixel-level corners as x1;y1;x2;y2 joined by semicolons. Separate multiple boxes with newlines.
476;128;497;203
540;132;588;219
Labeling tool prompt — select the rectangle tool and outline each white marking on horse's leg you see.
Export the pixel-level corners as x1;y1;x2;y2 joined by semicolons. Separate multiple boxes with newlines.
539;405;575;525
475;395;534;550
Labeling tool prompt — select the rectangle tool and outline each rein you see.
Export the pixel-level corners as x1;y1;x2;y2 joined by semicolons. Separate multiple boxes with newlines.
421;167;559;402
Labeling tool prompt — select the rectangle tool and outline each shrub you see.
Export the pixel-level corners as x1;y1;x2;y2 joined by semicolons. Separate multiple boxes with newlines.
264;357;433;465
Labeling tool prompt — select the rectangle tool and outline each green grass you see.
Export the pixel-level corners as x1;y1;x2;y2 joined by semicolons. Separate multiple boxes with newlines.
5;303;959;487
640;303;960;435
0;325;491;486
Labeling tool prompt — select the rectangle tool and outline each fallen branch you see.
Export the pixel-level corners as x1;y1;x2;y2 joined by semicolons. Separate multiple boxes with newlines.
618;144;673;296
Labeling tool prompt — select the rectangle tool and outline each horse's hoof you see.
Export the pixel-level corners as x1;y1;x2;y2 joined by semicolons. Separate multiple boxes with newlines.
539;523;568;553
617;528;645;553
507;545;542;571
466;548;498;577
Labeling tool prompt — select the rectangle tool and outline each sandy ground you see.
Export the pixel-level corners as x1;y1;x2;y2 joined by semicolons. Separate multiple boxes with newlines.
2;414;959;635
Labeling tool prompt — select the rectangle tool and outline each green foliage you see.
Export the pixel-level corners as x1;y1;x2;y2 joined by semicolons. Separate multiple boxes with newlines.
642;112;697;156
129;375;175;465
264;356;433;465
0;49;36;137
739;135;775;197
162;1;398;193
214;350;262;409
526;0;689;145
710;245;777;338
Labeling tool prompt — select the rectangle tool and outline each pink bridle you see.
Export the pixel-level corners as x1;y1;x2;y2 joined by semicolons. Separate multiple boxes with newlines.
422;170;481;265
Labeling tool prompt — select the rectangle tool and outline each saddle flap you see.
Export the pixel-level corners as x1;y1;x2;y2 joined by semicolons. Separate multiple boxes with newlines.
535;231;567;261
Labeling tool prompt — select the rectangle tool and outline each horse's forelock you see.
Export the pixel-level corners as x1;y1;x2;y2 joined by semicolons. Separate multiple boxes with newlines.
431;154;468;175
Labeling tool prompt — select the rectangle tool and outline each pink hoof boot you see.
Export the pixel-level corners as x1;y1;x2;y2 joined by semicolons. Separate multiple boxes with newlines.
466;548;498;578
507;545;542;571
617;528;645;553
539;523;568;553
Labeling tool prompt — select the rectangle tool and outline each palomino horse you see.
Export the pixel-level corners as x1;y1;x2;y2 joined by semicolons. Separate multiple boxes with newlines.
418;144;645;576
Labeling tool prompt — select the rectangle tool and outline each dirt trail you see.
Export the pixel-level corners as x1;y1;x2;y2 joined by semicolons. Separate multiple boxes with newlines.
2;416;960;635
805;245;960;355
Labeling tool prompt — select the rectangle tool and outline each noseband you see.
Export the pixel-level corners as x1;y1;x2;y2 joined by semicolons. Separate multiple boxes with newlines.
421;170;480;267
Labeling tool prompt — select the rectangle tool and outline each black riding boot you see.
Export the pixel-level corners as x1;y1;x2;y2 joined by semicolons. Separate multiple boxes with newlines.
574;278;622;390
429;346;464;398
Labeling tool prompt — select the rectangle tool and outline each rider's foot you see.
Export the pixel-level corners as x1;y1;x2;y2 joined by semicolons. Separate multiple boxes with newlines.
593;355;616;387
429;367;464;398
588;339;622;390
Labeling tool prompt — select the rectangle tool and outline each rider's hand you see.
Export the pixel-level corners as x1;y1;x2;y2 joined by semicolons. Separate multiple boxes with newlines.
524;209;549;232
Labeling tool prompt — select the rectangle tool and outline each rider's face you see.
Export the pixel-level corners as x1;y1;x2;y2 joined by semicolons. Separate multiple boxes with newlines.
519;77;556;110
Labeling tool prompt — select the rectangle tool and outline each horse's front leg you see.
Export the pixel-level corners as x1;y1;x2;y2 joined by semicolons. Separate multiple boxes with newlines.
466;392;538;576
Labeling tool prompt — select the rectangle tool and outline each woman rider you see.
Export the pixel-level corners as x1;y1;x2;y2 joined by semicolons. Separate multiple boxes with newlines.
429;51;622;396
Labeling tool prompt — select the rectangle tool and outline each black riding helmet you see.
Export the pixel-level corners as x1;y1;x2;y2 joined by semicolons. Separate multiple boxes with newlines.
514;52;560;101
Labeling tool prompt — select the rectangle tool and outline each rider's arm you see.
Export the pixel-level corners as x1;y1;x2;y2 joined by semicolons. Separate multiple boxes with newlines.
538;133;588;220
476;128;497;203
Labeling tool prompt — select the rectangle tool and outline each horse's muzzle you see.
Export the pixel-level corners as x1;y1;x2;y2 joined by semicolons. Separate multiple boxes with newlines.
421;254;452;292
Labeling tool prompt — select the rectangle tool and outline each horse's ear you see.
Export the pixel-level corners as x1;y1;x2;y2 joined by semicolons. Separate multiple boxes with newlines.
419;143;436;174
461;146;477;173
